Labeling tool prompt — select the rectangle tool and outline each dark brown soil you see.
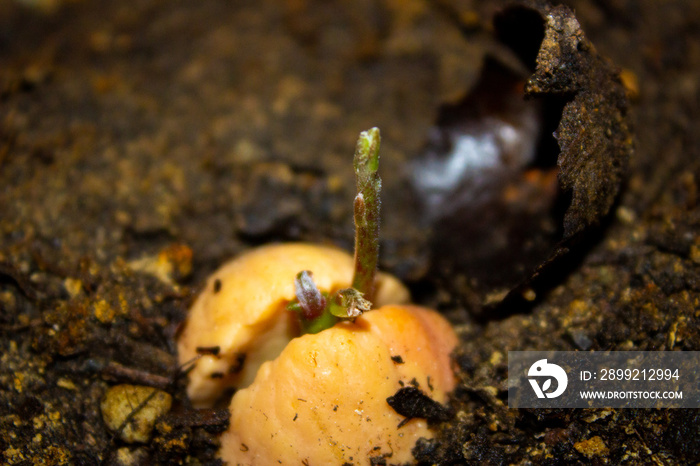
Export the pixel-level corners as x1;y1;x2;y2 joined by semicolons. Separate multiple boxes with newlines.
1;0;699;464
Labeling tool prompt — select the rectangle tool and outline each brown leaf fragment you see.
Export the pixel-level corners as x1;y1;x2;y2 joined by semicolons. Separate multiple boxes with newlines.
386;386;451;426
525;4;633;238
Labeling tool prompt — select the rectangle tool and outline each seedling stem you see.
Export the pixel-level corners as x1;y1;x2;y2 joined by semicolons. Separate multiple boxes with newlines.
289;128;382;333
351;127;381;302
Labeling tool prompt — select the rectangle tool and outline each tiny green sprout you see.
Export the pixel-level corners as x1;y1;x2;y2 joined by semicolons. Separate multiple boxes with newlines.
292;271;326;321
335;288;372;318
289;128;383;333
287;271;337;334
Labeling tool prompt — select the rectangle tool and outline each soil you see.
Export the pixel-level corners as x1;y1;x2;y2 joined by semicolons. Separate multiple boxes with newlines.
1;0;699;464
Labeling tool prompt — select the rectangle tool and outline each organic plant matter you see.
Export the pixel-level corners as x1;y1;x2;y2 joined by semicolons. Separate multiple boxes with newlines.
177;242;409;408
220;305;457;465
177;128;459;464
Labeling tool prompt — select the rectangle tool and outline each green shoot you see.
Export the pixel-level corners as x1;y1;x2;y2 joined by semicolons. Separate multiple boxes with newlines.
292;271;326;320
330;288;372;318
351;127;381;301
288;271;337;334
289;128;383;334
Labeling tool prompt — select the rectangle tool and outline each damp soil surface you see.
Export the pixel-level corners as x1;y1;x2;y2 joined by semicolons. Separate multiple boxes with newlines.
1;0;700;464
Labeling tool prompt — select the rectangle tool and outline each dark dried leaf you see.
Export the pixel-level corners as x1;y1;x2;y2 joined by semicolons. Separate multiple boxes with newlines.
386;386;451;423
525;4;633;238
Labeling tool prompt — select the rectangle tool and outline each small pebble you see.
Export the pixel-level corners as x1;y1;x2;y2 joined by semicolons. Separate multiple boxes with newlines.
101;384;172;443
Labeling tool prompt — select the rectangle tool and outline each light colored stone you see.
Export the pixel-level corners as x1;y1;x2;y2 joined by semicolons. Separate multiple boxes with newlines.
101;384;172;443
